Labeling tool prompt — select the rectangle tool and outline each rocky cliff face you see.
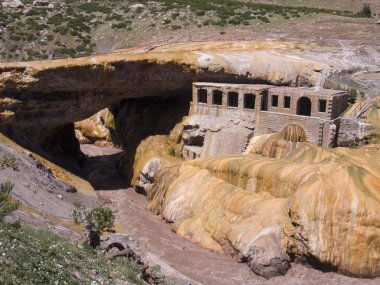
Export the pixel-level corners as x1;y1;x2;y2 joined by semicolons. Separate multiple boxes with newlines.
134;122;380;279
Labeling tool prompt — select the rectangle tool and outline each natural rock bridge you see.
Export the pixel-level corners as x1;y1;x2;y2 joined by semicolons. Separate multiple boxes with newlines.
1;40;373;158
0;41;329;130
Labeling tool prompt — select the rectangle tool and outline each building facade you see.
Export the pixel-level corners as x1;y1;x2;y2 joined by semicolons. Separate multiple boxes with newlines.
191;82;350;147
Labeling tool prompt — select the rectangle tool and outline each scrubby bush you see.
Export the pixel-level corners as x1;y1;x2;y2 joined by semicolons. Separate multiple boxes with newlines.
359;3;372;17
48;14;65;26
112;22;128;29
73;203;115;248
78;2;112;14
171;24;182;30
0;154;19;170
171;12;180;19
0;181;19;220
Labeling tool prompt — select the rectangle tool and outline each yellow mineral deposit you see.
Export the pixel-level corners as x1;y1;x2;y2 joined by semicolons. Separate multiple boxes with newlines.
136;123;380;278
74;108;113;144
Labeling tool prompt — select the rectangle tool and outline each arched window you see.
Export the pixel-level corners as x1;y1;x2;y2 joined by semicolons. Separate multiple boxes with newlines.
197;89;208;103
212;90;223;105
297;97;312;116
244;93;255;109
228;92;239;107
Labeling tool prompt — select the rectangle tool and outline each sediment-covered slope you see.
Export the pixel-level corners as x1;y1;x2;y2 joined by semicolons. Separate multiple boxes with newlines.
146;139;380;278
0;41;331;129
0;133;98;221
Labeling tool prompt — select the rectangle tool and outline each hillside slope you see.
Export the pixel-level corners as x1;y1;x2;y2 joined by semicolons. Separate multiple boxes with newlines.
0;0;378;62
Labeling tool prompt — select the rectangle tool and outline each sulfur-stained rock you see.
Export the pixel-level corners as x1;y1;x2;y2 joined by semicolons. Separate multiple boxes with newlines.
146;128;380;278
130;135;182;191
258;124;307;159
74;108;112;145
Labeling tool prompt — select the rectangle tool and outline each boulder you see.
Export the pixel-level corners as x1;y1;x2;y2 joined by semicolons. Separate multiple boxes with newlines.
246;233;290;279
129;3;145;10
140;159;160;184
2;0;24;8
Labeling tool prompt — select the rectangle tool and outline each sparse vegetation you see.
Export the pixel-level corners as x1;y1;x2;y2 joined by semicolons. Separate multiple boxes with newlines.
0;181;19;221
0;222;145;284
0;0;372;62
0;154;19;171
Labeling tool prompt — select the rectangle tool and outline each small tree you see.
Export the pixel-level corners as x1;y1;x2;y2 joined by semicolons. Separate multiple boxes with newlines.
0;181;19;221
359;3;372;18
72;202;115;248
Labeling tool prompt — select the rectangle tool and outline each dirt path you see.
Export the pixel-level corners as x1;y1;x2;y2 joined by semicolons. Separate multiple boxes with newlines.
80;144;379;285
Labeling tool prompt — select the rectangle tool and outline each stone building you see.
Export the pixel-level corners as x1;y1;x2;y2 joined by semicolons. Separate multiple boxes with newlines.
190;82;349;149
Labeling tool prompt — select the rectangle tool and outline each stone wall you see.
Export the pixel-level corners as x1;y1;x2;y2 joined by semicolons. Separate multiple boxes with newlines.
337;118;373;147
255;112;337;146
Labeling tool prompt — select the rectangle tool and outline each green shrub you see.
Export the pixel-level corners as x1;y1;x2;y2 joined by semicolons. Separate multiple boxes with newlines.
258;16;270;23
0;155;19;170
112;22;128;29
171;24;182;30
73;203;115;248
53;26;68;35
135;7;145;14
358;3;371;17
47;14;65;26
54;47;76;57
9;35;21;41
0;181;19;220
78;2;112;14
171;12;180;19
228;17;240;25
106;13;123;21
25;33;37;41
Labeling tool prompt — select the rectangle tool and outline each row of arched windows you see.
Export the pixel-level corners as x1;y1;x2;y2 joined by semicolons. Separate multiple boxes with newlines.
197;89;328;117
197;89;256;109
